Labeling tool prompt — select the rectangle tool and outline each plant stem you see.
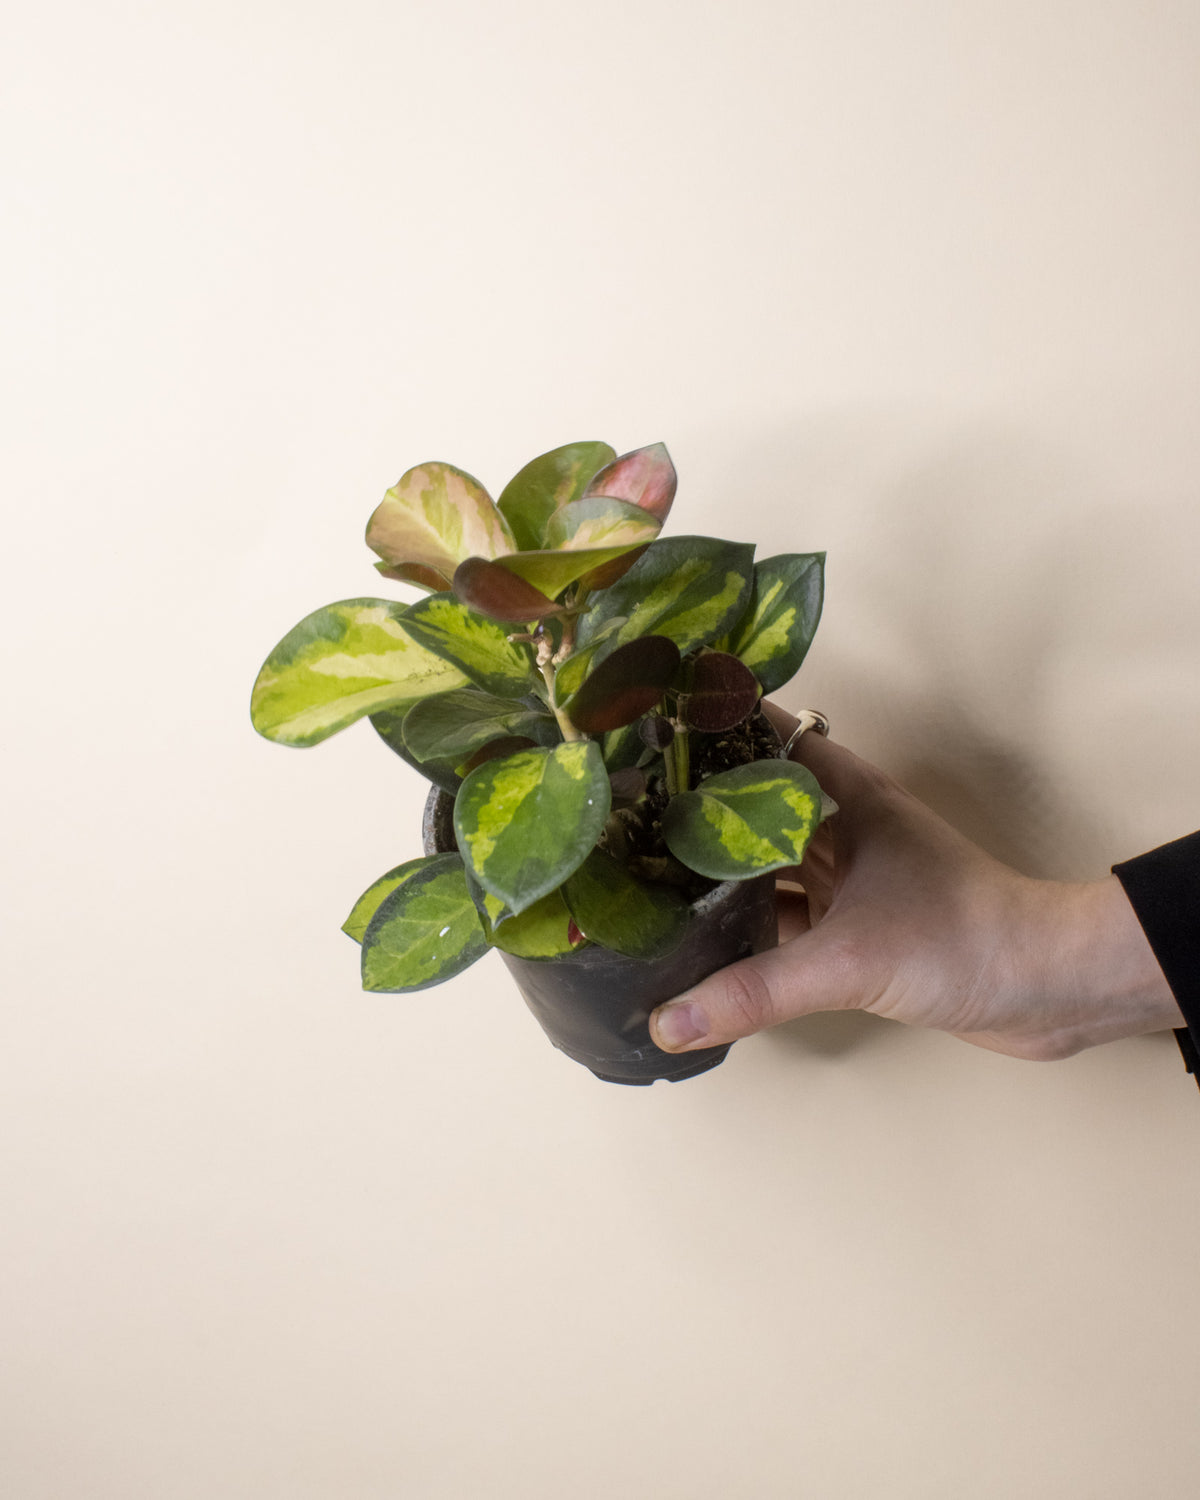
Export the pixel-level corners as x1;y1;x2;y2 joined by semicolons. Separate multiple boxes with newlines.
537;639;583;742
671;722;691;793
662;741;678;797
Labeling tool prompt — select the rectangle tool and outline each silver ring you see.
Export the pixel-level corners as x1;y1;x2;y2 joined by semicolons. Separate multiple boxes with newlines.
780;710;830;759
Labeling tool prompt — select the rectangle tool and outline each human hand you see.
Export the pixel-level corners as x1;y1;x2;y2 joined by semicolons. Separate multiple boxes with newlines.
649;706;1183;1061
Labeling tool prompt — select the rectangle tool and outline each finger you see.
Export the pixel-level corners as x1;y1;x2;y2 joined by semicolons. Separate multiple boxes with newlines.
649;923;859;1051
760;699;887;814
776;886;812;943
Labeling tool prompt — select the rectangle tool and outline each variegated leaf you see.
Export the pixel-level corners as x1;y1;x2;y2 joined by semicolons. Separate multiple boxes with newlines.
581;442;677;524
575;536;755;666
453;742;611;914
544;496;661;553
600;720;647;774
661;759;826;881
343;858;431;943
360;853;488;992
475;880;579;959
563;848;690;961
497;440;616;551
400;593;539;699
365;462;516;580
717;553;826;695
401;689;558;765
251;598;469;748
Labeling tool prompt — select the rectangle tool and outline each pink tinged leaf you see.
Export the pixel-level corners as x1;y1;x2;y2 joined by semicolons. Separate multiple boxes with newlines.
583;442;677;525
453;557;569;623
374;560;454;592
544;496;660;552
567;919;586;947
365;462;516;579
679;651;761;732
567;636;682;734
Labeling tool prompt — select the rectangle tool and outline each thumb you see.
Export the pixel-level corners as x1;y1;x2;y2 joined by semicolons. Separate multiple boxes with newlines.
650;922;856;1051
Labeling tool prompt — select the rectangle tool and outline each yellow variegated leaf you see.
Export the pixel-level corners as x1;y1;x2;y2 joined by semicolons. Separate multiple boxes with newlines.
545;496;660;552
251;599;468;748
365;462;516;580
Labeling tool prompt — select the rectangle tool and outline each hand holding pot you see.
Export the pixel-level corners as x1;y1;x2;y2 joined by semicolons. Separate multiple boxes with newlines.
650;709;1184;1062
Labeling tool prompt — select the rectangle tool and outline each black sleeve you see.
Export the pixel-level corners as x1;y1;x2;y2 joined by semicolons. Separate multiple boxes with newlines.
1112;831;1200;1088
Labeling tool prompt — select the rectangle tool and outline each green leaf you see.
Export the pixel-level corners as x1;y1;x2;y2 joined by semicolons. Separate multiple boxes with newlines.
365;462;516;580
717;553;825;695
400;593;539;699
566;636;680;734
497;440;616;551
575;536;756;668
661;759;826;881
360;853;488;992
343;858;431;943
563;848;690;960
402;689;558;765
480;884;579;959
495;538;658;601
453;742;611;914
600;720;647;774
251;598;469;748
581;442;677;524
370;707;462;793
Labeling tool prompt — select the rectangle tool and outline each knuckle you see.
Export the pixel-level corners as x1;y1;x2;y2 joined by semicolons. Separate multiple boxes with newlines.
714;963;778;1037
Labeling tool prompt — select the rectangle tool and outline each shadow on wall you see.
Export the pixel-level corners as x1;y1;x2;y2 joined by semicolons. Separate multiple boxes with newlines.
711;411;1197;880
703;412;1199;1064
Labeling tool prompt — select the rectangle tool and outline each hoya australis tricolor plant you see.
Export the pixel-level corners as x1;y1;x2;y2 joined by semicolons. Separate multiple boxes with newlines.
251;440;830;996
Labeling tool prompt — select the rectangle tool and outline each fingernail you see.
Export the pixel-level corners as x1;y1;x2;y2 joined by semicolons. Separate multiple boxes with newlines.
653;1000;709;1051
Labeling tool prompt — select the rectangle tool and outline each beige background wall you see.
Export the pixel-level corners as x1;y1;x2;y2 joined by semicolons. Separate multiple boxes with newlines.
5;3;1200;1495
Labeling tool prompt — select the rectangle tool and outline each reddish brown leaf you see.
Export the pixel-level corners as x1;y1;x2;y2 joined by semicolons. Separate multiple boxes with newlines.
639;715;675;751
679;651;761;732
453;557;568;622
458;735;538;776
567;636;681;734
608;767;647;807
576;543;650;593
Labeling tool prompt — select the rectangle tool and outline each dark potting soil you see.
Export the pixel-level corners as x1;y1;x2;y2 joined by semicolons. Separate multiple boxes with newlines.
604;708;782;897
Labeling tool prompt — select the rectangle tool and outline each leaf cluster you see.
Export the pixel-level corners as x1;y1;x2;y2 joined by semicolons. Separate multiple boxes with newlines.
251;441;830;991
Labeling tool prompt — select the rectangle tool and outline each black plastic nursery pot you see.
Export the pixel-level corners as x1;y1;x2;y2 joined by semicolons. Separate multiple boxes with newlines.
423;787;778;1086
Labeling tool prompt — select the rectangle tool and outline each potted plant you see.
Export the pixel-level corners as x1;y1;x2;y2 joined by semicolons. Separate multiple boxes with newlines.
251;440;831;1084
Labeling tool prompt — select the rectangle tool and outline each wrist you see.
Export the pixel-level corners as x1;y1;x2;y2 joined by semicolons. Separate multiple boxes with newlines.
1015;875;1184;1055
